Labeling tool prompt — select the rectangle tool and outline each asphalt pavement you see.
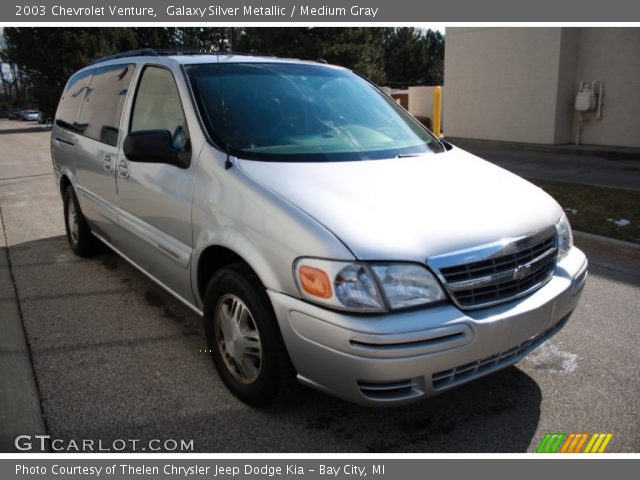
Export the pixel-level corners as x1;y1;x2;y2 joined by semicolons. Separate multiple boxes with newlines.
1;120;639;453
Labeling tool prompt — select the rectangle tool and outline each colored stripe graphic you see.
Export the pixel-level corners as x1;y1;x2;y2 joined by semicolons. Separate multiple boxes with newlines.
597;433;613;453
573;433;589;453
559;433;588;453
584;433;599;453
585;433;613;453
537;433;613;453
537;433;566;453
560;433;576;453
536;433;553;453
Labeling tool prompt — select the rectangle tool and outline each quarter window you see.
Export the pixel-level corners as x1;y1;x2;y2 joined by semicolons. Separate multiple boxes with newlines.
55;69;94;131
76;64;135;146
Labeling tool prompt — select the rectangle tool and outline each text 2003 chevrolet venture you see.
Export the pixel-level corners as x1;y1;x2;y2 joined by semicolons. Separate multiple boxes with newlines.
51;50;588;407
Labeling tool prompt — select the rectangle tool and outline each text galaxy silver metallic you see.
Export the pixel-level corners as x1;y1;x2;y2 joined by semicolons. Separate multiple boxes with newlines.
167;5;287;17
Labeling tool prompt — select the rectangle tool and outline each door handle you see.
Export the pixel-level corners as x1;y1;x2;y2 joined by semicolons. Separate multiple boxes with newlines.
55;137;75;146
117;159;130;179
104;154;113;171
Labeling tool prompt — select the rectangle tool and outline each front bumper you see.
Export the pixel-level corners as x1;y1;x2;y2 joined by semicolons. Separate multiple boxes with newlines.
269;247;588;406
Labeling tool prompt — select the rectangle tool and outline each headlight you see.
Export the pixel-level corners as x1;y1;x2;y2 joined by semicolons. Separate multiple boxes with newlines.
371;264;446;309
294;258;445;312
555;212;573;260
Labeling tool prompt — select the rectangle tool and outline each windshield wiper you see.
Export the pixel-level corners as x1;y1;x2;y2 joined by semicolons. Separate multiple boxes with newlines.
396;152;423;158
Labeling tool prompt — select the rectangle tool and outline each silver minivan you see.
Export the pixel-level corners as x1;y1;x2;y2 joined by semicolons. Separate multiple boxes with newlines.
51;50;588;407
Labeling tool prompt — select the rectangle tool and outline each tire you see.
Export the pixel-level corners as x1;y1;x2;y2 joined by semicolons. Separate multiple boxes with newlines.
63;185;100;257
203;264;296;407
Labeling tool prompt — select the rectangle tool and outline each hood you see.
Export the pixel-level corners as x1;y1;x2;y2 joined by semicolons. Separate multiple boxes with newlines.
238;147;562;262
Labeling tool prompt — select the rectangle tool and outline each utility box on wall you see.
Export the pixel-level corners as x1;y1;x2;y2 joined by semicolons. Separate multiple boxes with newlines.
575;89;597;112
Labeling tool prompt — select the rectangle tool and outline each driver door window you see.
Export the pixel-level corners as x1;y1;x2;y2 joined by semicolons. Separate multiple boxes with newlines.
130;66;188;150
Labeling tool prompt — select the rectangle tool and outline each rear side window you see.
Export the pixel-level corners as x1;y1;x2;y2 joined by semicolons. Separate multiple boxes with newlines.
55;69;94;131
76;64;135;146
130;66;187;138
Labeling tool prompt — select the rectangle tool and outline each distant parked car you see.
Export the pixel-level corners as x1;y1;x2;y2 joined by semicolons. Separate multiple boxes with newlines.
21;110;40;121
8;108;21;120
37;112;49;124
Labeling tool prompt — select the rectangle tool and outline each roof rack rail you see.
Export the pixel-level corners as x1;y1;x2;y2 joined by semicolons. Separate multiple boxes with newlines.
87;48;158;65
88;48;276;66
152;48;266;57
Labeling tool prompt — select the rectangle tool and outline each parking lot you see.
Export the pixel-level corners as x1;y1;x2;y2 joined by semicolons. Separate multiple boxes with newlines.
1;119;639;452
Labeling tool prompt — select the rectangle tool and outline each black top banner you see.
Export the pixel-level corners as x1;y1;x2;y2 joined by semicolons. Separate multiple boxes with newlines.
4;0;640;22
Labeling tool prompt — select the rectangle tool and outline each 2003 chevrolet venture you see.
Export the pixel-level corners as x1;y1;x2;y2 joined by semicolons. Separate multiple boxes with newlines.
51;49;588;407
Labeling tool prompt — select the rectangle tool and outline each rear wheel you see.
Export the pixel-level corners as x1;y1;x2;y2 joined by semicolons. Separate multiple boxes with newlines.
63;185;100;257
203;264;296;407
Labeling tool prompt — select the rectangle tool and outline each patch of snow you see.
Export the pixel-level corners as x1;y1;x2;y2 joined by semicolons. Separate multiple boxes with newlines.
606;218;631;227
523;342;578;374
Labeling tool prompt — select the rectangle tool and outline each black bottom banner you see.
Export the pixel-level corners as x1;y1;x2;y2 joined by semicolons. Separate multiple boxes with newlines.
2;458;637;480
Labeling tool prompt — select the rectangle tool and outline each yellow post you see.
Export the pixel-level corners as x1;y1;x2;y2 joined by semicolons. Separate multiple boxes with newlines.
432;86;442;137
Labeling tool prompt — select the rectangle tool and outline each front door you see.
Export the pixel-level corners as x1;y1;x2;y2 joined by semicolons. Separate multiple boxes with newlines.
115;65;196;304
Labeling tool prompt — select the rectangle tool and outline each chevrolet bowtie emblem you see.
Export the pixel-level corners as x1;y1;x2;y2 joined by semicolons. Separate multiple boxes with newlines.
513;264;532;280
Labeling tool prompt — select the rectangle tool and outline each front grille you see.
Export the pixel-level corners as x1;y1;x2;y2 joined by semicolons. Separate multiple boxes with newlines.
435;229;558;310
432;314;568;390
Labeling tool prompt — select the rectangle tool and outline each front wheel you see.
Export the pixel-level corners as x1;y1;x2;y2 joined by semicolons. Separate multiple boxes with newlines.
203;264;296;407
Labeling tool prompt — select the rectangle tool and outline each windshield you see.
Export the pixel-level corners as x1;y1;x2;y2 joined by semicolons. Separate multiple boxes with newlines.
185;62;443;161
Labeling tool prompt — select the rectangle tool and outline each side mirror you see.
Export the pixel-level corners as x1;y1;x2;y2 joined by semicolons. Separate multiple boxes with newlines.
123;130;189;168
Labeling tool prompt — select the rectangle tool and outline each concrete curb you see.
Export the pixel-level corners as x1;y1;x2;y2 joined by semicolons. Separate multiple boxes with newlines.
0;209;47;452
573;230;640;277
574;230;640;251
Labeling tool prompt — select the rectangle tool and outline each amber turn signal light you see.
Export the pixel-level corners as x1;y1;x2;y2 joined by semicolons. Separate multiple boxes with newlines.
298;265;332;299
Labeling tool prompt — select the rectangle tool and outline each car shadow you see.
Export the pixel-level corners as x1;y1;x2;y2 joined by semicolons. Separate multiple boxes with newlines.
0;126;52;135
27;366;541;453
6;235;545;453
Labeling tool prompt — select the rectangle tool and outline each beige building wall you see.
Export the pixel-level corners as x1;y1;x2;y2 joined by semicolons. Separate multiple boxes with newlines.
570;28;640;147
443;28;564;143
443;27;640;148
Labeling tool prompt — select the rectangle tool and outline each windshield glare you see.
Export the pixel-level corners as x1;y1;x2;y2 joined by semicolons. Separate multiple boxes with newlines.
185;62;443;161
